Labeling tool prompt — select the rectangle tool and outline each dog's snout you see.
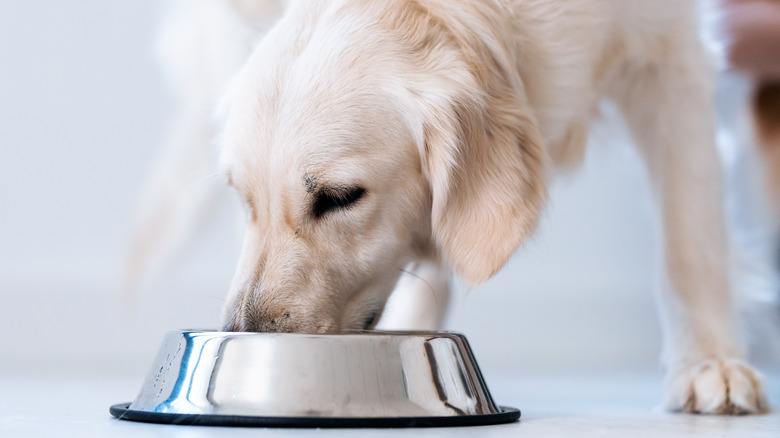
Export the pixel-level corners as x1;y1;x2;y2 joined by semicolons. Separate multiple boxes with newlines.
248;309;295;333
223;295;341;333
223;305;297;333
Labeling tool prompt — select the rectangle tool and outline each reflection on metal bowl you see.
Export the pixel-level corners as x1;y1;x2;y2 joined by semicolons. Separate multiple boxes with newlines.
110;330;519;427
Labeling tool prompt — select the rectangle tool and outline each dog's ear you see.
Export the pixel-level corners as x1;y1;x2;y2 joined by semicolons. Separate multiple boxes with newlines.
422;89;546;285
406;1;549;284
409;2;548;286
398;2;547;286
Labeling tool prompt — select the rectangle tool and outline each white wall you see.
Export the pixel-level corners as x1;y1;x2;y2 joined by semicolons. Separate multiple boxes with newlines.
0;1;773;378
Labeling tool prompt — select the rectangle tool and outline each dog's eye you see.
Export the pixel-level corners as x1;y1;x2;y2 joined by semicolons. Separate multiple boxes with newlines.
312;187;366;218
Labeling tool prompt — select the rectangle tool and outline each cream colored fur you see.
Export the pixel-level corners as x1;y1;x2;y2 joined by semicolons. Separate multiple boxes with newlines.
132;0;769;414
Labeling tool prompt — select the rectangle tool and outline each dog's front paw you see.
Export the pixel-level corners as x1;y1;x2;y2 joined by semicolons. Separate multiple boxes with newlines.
665;359;769;415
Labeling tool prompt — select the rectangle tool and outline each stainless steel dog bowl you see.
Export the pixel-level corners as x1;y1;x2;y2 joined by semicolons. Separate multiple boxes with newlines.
110;330;519;427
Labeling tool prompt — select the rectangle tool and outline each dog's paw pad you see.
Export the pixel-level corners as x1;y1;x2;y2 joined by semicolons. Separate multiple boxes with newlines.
666;359;769;415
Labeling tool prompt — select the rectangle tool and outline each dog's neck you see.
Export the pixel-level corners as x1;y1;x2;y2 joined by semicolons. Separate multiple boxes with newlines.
409;0;567;146
413;0;628;167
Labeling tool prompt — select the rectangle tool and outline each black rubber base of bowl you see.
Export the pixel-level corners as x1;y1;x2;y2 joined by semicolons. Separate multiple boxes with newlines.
110;403;520;428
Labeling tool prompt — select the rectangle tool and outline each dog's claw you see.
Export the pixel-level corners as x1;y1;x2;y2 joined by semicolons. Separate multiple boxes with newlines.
666;359;769;415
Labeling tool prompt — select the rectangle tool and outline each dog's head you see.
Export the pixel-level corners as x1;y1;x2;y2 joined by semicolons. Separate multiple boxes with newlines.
219;0;546;332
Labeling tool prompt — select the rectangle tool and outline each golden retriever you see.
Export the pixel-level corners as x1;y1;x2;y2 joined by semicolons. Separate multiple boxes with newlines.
130;0;768;414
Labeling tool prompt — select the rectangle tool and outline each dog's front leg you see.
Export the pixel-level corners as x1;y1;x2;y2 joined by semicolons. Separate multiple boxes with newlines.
376;261;451;331
613;50;768;414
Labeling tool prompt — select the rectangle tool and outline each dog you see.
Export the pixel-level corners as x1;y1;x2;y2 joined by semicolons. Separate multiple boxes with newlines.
129;0;769;414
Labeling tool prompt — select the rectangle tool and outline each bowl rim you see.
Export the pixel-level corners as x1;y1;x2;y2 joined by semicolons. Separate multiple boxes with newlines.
110;402;520;428
173;329;468;336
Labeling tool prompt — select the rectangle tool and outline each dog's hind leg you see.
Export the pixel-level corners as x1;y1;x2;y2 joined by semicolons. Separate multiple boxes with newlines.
612;38;768;414
376;261;451;331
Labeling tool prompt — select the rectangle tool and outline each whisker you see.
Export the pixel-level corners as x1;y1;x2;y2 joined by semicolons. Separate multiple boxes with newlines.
180;168;228;192
397;267;439;304
197;295;227;303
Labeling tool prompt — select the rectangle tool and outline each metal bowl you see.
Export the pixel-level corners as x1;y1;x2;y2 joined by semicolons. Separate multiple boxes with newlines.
110;330;519;427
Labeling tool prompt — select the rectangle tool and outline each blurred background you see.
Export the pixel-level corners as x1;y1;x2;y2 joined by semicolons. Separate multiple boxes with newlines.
0;0;778;383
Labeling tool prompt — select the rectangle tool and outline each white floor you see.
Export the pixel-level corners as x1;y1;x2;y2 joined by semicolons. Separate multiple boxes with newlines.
2;370;777;438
